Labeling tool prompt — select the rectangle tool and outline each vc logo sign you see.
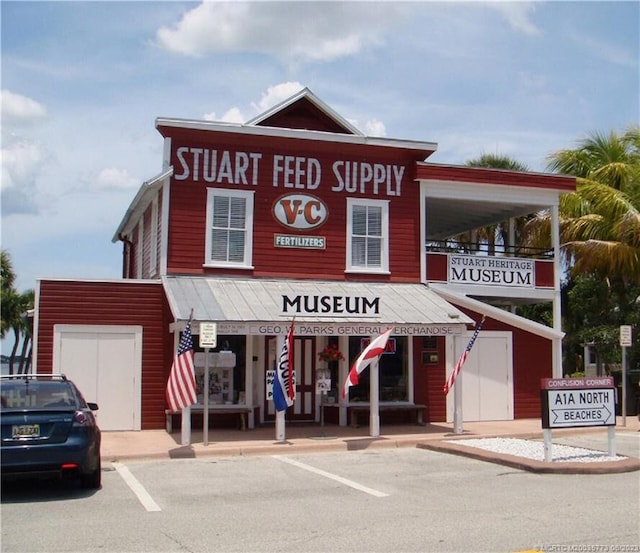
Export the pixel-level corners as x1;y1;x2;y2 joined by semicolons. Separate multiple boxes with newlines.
272;194;328;230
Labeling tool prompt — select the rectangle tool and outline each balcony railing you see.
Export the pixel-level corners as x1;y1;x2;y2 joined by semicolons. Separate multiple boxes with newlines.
425;240;553;260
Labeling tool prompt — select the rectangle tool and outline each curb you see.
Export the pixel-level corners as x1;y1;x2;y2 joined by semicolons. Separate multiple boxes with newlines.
416;440;640;474
102;434;427;463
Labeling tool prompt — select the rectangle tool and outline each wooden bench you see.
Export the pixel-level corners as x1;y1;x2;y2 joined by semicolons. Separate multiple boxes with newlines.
165;406;253;433
348;403;427;428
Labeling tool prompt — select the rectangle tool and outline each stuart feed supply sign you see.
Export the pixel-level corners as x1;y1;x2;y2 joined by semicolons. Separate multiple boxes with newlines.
540;377;616;429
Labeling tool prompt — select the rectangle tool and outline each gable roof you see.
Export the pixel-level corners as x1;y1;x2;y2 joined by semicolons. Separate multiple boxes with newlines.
155;87;438;155
246;87;364;135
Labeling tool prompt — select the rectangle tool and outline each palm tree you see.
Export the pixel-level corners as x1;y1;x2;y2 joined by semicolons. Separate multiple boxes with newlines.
547;128;640;191
533;126;640;282
1;250;17;339
522;127;640;374
465;153;530;172
1;251;35;374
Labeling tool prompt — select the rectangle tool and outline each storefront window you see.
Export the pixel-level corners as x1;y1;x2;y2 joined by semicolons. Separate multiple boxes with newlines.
346;335;408;402
193;335;246;405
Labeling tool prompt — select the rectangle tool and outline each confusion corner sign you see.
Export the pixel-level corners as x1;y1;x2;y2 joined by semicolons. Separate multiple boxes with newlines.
540;377;616;429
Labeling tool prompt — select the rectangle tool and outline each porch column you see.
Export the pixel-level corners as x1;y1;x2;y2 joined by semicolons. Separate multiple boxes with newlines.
551;204;563;377
245;334;254;429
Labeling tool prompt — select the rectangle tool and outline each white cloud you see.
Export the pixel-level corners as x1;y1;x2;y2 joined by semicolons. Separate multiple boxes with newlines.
0;138;49;215
1;90;47;122
486;2;540;36
362;119;386;137
203;107;247;123
253;82;305;112
220;107;245;123
203;82;305;124
92;168;139;191
155;2;402;63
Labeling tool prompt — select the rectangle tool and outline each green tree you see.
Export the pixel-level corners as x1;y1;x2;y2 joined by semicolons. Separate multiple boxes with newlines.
530;126;640;282
1;250;34;374
525;126;640;374
1;250;17;338
562;274;640;376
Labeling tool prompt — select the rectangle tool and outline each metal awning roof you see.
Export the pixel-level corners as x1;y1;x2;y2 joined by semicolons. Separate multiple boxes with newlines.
162;276;473;328
430;285;564;340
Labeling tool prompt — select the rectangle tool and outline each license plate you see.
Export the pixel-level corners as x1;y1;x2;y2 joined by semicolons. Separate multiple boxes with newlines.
12;424;40;438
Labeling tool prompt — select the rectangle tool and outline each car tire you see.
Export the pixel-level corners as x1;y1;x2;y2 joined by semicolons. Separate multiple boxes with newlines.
81;458;101;490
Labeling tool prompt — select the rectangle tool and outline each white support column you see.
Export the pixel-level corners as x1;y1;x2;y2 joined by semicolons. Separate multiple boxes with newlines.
245;335;254;429
453;372;463;435
173;323;191;446
551;204;563;377
338;335;348;427
369;357;380;438
180;406;191;446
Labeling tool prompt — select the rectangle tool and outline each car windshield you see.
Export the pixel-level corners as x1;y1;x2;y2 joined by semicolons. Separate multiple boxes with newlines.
0;380;77;410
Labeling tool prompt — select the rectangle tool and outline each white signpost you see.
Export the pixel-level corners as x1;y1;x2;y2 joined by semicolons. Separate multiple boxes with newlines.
620;325;632;426
540;377;616;461
198;322;217;446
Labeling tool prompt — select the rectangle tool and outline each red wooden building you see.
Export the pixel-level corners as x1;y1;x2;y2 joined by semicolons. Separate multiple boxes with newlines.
33;89;575;432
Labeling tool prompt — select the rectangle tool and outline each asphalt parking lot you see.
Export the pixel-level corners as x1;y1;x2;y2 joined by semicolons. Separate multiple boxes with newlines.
2;440;639;553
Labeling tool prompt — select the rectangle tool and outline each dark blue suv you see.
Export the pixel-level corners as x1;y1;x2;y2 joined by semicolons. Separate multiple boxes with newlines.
1;374;102;489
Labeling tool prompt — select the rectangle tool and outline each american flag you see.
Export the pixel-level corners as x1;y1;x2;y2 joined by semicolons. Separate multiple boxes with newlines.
443;317;485;395
166;320;198;413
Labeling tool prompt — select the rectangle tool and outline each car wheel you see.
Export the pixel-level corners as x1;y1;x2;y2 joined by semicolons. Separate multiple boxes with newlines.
81;458;101;490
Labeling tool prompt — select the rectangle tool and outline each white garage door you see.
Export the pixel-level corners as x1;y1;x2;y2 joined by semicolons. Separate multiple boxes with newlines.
447;331;513;422
52;325;142;431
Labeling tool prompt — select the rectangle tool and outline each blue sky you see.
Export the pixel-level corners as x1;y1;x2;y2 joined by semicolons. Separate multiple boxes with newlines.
1;1;638;352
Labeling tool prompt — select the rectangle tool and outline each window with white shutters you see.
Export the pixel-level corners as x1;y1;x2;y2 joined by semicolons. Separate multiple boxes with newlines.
346;198;389;273
205;188;254;268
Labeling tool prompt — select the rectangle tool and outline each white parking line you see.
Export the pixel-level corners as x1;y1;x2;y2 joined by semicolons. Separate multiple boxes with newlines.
273;455;389;498
113;462;162;512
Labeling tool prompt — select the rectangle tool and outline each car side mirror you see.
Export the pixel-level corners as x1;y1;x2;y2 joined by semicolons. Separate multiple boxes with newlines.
87;402;99;411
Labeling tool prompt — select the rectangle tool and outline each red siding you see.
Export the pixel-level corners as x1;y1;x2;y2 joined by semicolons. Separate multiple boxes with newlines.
419;309;553;421
164;131;427;282
426;253;448;282
413;336;447;421
534;259;554;288
256;97;356;134
417;163;576;192
35;280;172;430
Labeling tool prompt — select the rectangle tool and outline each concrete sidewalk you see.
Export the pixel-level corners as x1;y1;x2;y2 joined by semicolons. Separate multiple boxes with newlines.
101;416;640;473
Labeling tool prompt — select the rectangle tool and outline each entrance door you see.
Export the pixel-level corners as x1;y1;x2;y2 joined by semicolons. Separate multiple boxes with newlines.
447;332;513;422
53;325;142;431
264;336;316;422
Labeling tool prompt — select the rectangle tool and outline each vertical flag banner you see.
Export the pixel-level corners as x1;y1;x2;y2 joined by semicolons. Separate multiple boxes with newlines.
273;320;296;412
166;320;198;412
443;317;486;395
342;327;394;399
